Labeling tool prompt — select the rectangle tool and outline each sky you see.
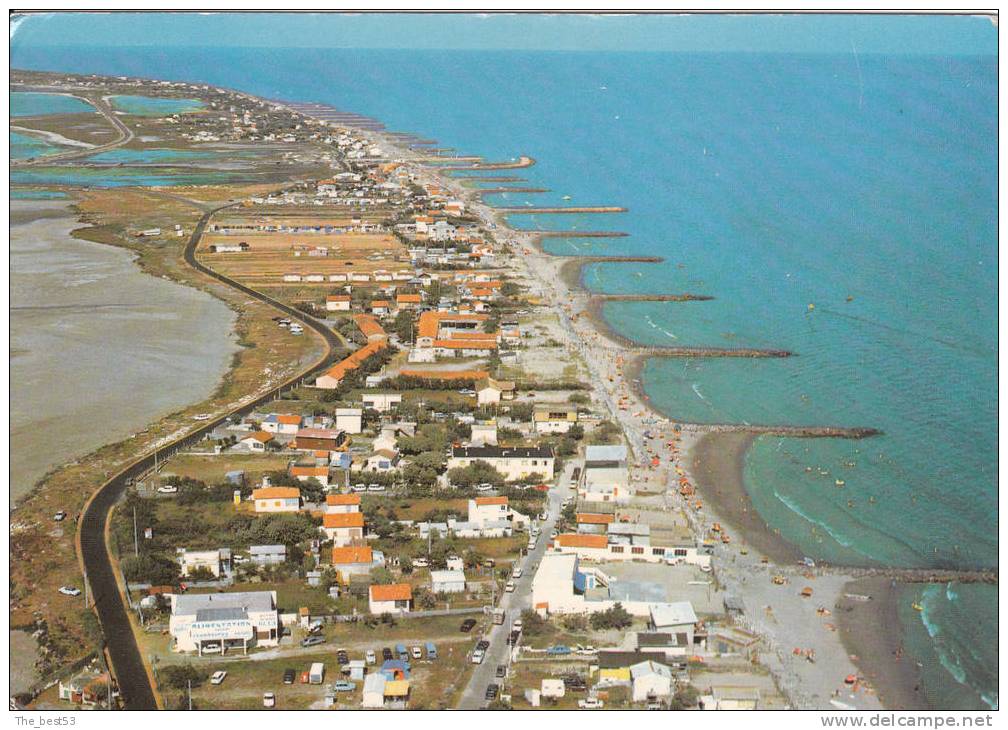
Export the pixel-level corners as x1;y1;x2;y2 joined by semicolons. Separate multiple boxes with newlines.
9;12;998;55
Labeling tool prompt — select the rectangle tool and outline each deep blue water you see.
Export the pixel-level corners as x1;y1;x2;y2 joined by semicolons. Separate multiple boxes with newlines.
10;43;996;709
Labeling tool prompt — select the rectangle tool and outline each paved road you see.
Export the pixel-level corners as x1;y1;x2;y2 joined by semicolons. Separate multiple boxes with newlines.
11;85;135;168
78;200;346;709
456;462;574;709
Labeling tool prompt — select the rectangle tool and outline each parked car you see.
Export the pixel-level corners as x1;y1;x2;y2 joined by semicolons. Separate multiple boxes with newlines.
545;645;571;656
512;619;523;632
301;636;325;648
578;697;604;709
156;484;178;494
425;641;438;660
476;640;490;652
283;669;296;685
412;558;429;568
351;484;367;492
471;649;485;665
505;580;515;592
395;643;409;661
411;646;423;660
202;643;221;654
336;650;349;664
485;684;499;700
210;671;227;685
53;511;67;522
331;681;355;692
475;483;494;492
382;647;393;661
365;650;376;664
577;645;597;656
459;619;477;633
58;586;81;596
367;484;385;492
495;665;507;679
512;567;523;579
263;692;276;708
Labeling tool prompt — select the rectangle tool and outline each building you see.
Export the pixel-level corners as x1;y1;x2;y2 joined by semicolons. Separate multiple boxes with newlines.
239;431;274;452
321;511;365;546
469;420;498;446
448;445;555;482
330;546;377;582
169;590;279;655
429;569;466;594
334;407;363;434
396;293;422;309
531;553;596;615
700;687;761;711
325;493;361;513
261;413;302;435
468;496;528;528
58;670;109;706
325;294;352;312
580;444;630;503
179;548;229;578
475;377;515;405
649;603;699;646
290;464;330;488
532;405;579;434
576;512;615;534
249;544;286;566
365;448;400;472
630;660;674;703
369;583;412;614
251;486;300;513
362;393;402;412
293;428;348;452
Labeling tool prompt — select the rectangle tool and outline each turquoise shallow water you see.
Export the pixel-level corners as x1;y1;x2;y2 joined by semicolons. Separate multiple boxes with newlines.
10;131;62;160
10;38;996;709
108;94;204;116
10;90;94;116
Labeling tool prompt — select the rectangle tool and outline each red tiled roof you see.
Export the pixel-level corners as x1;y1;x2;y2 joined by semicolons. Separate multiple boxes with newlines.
323;512;365;529
369;583;412;602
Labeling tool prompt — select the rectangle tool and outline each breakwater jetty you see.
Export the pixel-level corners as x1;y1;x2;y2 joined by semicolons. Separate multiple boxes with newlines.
697;423;879;438
440;155;536;170
281;101;385;131
591;293;713;302
422;155;483;164
627;346;794;359
500;205;627;214
476;187;551;196
464;175;528;183
833;567;998;585
536;230;630;239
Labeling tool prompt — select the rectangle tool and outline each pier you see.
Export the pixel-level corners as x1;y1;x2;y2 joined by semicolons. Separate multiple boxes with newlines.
535;230;630;238
590;293;713;302
475;187;551;195
627;346;794;359
500;205;627;214
440;155;536;170
835;567;997;585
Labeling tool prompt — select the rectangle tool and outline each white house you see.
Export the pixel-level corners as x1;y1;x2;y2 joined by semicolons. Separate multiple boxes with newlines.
239;431;274;453
449;446;555;482
334;407;363;434
251;486;300;513
179;548;228;578
289;464;330;488
368;583;412;614
649;603;699;646
362;393;402;413
324;493;361;513
321;512;365;546
580;444;631;503
325;295;352;312
430;569;466;594
469;421;498;446
532;405;579;434
169;590;279;655
476;377;515;405
331;546;379;582
630;660;674;703
467;496;529;528
365;448;400;473
261;413;302;435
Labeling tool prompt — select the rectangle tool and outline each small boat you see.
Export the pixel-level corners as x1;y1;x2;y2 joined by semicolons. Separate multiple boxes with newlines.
562;195;572;200
912;602;923;612
808;303;815;311
835;479;845;486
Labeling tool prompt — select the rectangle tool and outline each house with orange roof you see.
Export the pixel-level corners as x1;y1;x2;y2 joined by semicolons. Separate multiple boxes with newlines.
368;583;412;615
239;431;274;453
289;464;330;488
396;292;423;309
331;545;380;582
576;513;616;535
325;294;352;312
321;511;365;546
371;300;392;316
252;486;301;513
262;413;302;436
325;493;361;514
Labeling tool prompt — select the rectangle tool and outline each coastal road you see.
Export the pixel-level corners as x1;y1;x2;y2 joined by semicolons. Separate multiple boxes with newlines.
456;463;573;709
78;200;346;709
11;85;135;167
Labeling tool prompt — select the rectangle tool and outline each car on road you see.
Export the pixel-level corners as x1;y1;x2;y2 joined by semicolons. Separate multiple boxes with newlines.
505;580;515;592
202;643;221;654
512;619;523;632
58;586;81;596
53;511;67;522
382;647;393;661
301;635;326;648
495;665;507;679
283;669;296;685
459;619;477;633
351;484;367;492
485;684;499;701
512;567;523;579
367;483;385;492
578;697;604;709
210;671;227;685
546;645;571;656
550;530;558;539
471;649;485;665
263;692;276;708
571;467;581;481
156;484;178;494
476;640;490;652
507;630;521;646
411;646;423;660
576;645;597;656
365;650;376;664
331;681;355;692
475;483;494;492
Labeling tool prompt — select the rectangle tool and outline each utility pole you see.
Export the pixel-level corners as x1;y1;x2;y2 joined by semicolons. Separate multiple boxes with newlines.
132;506;139;557
188;679;192;710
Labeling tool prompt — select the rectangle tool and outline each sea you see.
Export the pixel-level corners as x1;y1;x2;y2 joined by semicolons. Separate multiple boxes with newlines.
10;43;997;709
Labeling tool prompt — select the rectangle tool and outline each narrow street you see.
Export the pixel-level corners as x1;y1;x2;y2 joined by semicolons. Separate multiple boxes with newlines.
455;462;573;709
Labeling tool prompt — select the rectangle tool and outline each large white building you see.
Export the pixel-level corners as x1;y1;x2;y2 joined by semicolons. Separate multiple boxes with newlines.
467;496;528;528
448;445;554;482
579;444;631;503
169;591;279;655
